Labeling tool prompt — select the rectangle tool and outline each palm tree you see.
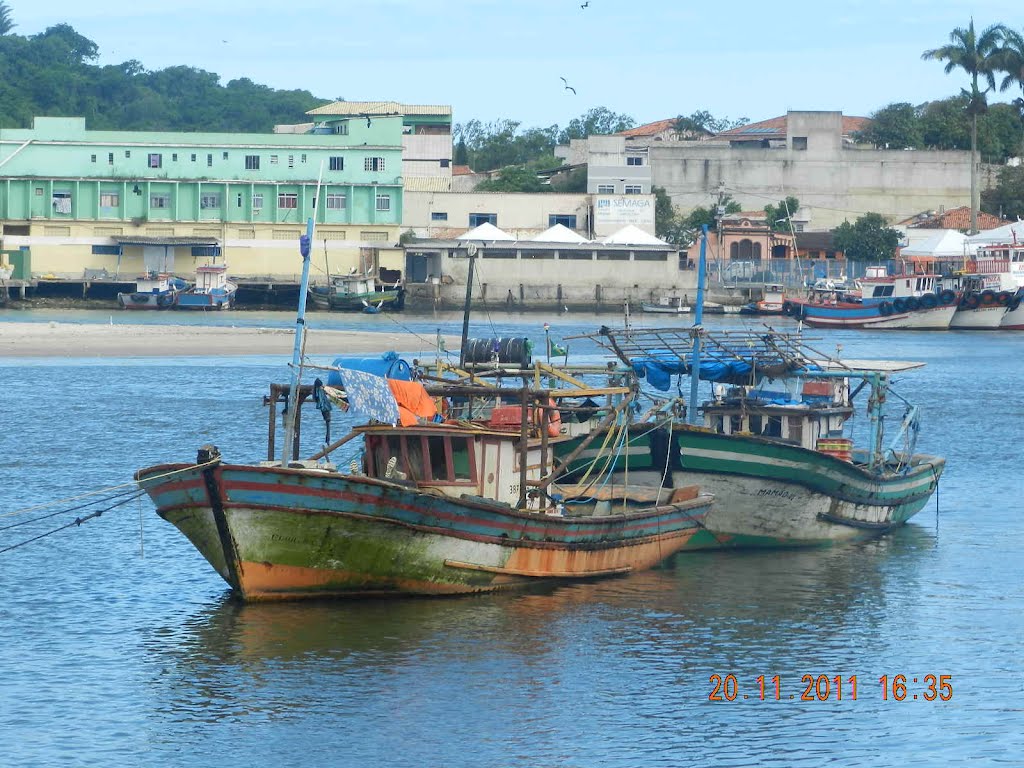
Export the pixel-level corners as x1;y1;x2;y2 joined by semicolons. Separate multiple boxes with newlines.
993;27;1024;158
922;19;1006;234
0;2;15;34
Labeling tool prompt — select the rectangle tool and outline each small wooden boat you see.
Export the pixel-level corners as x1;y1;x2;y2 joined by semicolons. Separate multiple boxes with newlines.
309;272;404;312
739;283;787;315
641;296;690;314
176;261;236;310
116;272;186;310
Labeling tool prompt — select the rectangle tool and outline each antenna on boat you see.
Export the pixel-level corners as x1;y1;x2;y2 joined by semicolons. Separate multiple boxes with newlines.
281;161;326;466
686;225;709;425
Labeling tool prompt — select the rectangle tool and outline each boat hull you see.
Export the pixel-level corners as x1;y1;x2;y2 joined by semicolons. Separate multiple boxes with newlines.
640;303;690;314
137;462;710;600
557;427;943;549
175;287;236;310
309;288;404;312
116;290;179;310
799;302;955;329
950;305;1005;329
1000;300;1024;329
672;429;943;547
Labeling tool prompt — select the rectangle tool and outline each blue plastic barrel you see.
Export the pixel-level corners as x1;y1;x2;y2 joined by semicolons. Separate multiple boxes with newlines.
326;351;412;387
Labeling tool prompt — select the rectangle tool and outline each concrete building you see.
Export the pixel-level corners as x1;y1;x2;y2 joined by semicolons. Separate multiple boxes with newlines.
402;190;656;240
301;101;453;181
0;115;406;279
403;223;694;311
563;111;973;231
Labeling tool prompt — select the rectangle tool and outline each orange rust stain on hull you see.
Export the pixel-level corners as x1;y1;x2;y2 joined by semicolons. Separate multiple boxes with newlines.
503;528;697;576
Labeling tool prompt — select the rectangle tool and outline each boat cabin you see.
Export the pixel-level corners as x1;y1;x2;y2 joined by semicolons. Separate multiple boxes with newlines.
701;376;852;452
194;263;232;293
135;272;176;294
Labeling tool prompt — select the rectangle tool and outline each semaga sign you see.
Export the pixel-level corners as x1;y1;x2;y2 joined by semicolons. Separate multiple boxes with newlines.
593;195;656;236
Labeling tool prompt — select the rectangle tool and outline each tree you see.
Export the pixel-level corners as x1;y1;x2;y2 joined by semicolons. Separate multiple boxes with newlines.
475;165;545;193
556;107;634;143
922;19;1007;233
454;138;468;166
982;165;1024;220
994;27;1024;156
831;213;902;262
0;2;14;34
855;102;922;148
672;110;748;137
763;197;800;233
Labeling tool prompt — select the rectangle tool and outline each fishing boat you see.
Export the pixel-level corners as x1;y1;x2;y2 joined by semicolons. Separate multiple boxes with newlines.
134;218;711;600
563;325;945;548
950;243;1024;329
739;283;786;315
787;266;958;329
641;295;691;314
559;227;944;548
175;261;237;310
309;271;404;312
116;272;187;310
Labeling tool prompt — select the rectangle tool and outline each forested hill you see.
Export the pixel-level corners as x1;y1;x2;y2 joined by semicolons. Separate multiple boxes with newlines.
0;24;329;132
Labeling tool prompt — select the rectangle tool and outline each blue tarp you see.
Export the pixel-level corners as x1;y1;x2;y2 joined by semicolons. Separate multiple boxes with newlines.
630;349;821;392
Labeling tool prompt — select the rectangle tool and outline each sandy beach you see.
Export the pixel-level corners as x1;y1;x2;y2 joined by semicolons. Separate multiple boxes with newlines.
0;321;459;358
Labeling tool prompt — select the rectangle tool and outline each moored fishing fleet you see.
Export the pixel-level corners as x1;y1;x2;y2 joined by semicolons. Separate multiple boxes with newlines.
132;225;948;600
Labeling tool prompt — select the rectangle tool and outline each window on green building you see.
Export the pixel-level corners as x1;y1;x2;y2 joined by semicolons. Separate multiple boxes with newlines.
90;154;96;163
329;156;344;171
200;194;221;209
148;153;162;168
150;194;169;209
375;194;391;212
326;194;346;210
253;194;264;209
245;155;260;170
278;193;298;210
364;157;385;172
207;154;213;167
100;192;120;208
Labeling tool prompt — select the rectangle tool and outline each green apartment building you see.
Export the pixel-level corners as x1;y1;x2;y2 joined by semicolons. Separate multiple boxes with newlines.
0;115;406;279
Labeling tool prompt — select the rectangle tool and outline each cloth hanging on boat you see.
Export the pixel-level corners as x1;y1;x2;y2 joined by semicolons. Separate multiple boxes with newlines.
387;379;439;426
337;368;400;425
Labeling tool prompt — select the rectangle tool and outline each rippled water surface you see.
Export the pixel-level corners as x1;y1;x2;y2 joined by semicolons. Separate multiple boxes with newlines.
1;311;1022;766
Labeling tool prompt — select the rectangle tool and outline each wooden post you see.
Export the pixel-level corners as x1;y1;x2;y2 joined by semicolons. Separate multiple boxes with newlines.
518;384;529;509
539;397;549;513
267;384;279;461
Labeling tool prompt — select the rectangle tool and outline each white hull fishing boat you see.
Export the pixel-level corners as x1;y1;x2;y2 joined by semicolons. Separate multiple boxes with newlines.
116;272;186;310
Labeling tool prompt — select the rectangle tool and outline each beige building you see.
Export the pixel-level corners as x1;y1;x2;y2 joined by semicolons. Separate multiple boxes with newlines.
562;111;972;231
402;191;655;240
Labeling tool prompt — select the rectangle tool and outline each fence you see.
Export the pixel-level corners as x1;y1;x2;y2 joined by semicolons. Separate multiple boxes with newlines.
706;258;909;290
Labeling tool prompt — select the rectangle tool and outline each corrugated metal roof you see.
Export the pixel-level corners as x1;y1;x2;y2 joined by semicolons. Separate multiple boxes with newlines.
306;101;452;117
403;176;453;192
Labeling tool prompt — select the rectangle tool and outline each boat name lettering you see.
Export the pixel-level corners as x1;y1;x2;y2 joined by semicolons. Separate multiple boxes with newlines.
270;533;304;546
757;488;796;501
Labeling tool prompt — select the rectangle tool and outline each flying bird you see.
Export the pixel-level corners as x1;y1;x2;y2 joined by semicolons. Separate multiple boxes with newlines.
366;116;372;128
580;1;589;8
560;77;576;95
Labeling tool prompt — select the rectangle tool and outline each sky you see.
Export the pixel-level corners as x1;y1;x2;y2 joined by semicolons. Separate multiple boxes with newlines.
11;0;1024;130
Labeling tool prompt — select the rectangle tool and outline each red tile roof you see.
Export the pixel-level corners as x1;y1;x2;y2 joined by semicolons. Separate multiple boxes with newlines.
900;206;1003;231
715;114;870;139
618;119;677;137
452;165;475;175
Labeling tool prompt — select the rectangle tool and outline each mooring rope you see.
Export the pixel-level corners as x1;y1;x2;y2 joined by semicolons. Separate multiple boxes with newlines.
0;491;146;556
0;460;219;520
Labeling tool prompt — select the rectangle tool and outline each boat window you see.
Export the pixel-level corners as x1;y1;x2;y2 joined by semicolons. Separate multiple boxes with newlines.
404;437;425;482
788;417;804;444
714;415;725;433
749;414;762;434
451;438;473;481
764;416;783;438
729;415;743;434
427;436;448;481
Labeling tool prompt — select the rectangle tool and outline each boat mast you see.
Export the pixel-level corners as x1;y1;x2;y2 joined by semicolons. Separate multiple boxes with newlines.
281;163;325;466
687;224;709;425
458;243;478;370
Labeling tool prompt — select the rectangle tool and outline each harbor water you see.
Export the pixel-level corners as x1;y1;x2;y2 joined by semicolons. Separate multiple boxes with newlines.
0;310;1022;766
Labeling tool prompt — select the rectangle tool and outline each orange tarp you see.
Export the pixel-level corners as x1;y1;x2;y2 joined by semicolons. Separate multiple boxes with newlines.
387;379;438;426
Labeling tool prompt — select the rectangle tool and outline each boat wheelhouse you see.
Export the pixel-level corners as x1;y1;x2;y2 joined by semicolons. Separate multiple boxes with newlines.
176;262;237;310
116;272;185;310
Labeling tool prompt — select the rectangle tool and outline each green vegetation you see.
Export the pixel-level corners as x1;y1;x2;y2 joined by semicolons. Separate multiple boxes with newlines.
982;165;1024;220
831;213;902;262
763;197;801;233
0;20;327;131
672;111;748;137
653;186;742;246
